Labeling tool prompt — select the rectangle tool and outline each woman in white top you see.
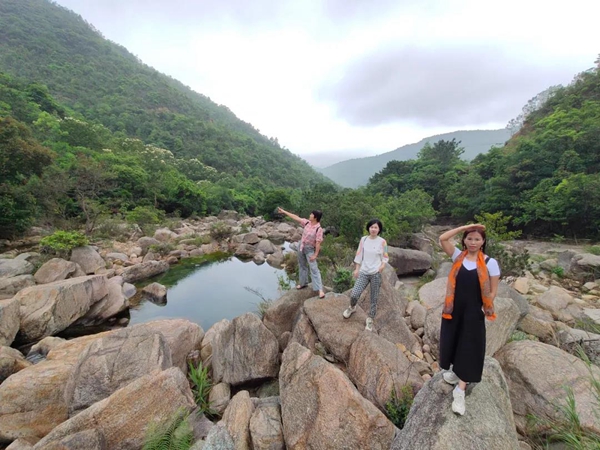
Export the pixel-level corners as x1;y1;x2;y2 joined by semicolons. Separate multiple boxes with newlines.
438;224;500;416
342;219;389;331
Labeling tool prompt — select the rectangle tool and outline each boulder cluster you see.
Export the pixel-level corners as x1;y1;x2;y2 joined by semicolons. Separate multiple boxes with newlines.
0;215;599;449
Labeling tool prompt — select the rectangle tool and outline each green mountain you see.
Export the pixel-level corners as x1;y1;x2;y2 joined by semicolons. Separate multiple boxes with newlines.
320;129;511;188
0;0;324;189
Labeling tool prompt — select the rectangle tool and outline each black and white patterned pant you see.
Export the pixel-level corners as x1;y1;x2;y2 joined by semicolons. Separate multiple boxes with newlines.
350;272;382;318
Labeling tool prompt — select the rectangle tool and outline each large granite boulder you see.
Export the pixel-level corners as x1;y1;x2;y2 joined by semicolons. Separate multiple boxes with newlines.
34;258;85;284
249;397;284;450
0;275;35;297
64;326;172;416
392;357;520;450
0;346;31;384
32;368;196;450
0;259;34;280
279;343;395;450
348;332;423;412
15;275;108;342
263;287;319;346
221;390;255;450
70;246;106;275
387;247;432;276
212;313;279;386
495;340;600;435
303;294;366;362
75;276;128;325
0;298;19;346
120;260;169;283
0;333;113;443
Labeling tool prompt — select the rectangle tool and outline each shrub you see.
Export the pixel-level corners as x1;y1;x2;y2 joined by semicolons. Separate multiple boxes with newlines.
148;242;175;256
209;222;233;241
39;230;89;257
333;268;354;293
551;266;565;278
485;242;530;277
92;214;131;241
385;385;414;429
125;206;164;235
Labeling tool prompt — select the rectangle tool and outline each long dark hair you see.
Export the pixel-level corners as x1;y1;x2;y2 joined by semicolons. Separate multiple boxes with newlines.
461;228;487;253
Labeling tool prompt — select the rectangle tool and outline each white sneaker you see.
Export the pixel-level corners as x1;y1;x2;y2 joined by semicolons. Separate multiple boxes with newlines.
443;370;460;385
452;386;466;415
365;317;373;331
342;305;357;319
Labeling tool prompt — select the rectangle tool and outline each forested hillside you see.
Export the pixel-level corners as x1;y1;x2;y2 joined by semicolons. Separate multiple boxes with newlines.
0;0;324;189
365;59;600;238
320;129;511;188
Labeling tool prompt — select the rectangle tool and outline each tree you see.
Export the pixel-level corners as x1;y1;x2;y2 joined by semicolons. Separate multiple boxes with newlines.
0;116;54;183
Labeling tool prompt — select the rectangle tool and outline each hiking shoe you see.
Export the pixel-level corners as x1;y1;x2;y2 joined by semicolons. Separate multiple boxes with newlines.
365;317;373;331
452;386;466;416
443;370;460;385
343;305;357;319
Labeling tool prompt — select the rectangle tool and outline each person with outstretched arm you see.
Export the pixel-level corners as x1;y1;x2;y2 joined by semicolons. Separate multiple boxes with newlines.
438;224;500;416
277;207;325;299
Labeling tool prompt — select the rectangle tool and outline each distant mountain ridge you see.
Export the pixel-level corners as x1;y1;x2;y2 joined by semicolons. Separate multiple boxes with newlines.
320;129;511;188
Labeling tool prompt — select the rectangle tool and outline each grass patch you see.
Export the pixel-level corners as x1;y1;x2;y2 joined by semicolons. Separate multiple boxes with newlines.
508;330;539;343
586;245;600;256
188;361;214;417
573;318;600;335
524;347;600;449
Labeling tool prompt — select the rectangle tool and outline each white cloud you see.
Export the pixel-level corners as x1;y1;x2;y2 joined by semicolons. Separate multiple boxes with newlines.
55;0;599;161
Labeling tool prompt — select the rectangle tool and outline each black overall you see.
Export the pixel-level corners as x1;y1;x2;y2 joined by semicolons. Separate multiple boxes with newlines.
439;259;488;383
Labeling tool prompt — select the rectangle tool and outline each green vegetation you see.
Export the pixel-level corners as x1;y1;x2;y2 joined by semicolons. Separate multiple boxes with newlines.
209;222;233;241
573;318;600;335
188;362;213;417
551;266;565;278
255;297;274;320
321;129;511;188
39;230;88;256
508;330;539;343
526;349;600;449
1;0;600;255
333;268;354;293
142;410;194;450
587;245;600;256
385;385;414;429
148;242;175;257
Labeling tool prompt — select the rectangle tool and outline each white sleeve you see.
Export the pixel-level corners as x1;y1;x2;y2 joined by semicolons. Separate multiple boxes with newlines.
486;258;501;277
451;247;461;262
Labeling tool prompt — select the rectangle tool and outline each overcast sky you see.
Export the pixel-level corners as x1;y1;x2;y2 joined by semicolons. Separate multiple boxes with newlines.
54;0;599;167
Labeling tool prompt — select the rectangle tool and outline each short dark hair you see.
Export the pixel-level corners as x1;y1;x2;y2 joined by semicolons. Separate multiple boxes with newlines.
366;218;383;235
311;210;323;222
461;228;487;253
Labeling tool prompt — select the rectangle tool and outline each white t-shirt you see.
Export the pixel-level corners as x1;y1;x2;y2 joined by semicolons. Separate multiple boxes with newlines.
452;248;500;277
354;236;389;275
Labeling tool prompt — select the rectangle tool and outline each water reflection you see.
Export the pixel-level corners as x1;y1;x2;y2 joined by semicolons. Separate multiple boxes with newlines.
129;248;293;332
